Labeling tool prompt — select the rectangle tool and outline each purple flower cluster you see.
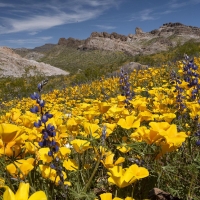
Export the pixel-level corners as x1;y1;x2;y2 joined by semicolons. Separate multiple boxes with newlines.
183;54;200;102
191;115;200;146
171;70;186;112
29;80;67;188
30;80;59;157
182;54;200;146
119;68;135;106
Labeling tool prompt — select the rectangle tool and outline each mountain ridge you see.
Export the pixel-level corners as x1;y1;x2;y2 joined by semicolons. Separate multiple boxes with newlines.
56;22;200;56
13;22;200;57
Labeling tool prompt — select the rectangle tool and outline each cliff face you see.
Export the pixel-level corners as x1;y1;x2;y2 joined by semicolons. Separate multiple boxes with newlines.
73;22;200;56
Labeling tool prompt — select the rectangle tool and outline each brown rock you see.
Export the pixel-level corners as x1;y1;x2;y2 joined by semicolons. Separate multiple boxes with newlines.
103;32;110;38
148;188;182;200
58;37;83;47
135;27;143;35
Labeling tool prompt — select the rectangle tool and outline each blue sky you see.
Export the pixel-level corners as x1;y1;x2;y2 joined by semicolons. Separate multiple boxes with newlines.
1;0;200;49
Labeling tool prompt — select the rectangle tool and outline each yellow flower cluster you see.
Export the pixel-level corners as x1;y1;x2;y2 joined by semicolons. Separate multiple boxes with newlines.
0;58;199;199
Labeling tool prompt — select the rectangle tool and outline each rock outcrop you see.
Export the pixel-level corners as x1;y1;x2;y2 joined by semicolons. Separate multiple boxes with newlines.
90;32;127;41
79;22;200;56
58;37;84;47
0;47;69;77
135;27;144;35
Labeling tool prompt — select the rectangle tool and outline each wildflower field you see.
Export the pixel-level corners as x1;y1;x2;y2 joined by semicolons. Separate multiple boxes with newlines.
0;54;200;200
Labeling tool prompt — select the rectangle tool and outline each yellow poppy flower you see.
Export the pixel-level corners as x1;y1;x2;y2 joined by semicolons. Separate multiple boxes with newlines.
6;158;34;179
39;165;69;185
98;102;111;114
83;122;100;138
101;151;125;169
0;123;21;143
163;124;187;147
117;144;131;153
118;115;140;129
63;159;78;171
38;148;53;163
1;182;47;200
108;164;149;188
70;139;91;153
162;113;176;123
99;193;135;200
100;193;112;200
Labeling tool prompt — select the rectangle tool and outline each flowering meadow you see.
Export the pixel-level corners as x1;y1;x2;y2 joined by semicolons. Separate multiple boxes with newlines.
0;55;200;200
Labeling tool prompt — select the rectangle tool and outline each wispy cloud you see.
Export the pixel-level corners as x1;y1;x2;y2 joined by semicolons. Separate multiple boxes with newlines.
95;25;116;30
168;0;200;8
29;31;38;36
130;0;200;22
4;36;52;46
168;0;188;8
0;3;14;8
130;9;157;21
0;0;121;34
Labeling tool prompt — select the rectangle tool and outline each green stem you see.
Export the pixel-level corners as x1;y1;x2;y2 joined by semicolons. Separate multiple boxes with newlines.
131;181;137;198
82;155;101;192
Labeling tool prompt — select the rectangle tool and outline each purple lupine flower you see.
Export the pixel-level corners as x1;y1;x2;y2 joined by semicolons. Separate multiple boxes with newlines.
101;125;107;143
41;115;48;123
50;163;56;169
38;99;45;107
45;112;53;118
38;80;48;92
30;92;40;100
196;140;200;146
34;120;42;128
48;151;53;156
30;106;39;113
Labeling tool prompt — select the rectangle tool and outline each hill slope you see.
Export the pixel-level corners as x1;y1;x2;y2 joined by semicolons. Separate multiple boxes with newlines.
0;47;69;77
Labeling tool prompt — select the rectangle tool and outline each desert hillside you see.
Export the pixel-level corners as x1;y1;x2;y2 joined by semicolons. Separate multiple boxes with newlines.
0;46;69;77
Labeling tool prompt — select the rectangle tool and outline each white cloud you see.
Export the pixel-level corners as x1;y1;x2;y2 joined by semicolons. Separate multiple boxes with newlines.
0;3;14;8
168;0;200;8
0;0;121;34
29;31;38;35
130;9;156;21
95;25;116;30
129;0;200;22
169;1;188;8
5;36;52;45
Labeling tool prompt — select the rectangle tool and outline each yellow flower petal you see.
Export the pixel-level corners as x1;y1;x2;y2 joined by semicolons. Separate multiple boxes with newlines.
38;148;53;163
100;193;112;200
63;159;78;171
71;139;91;153
28;191;47;200
59;147;71;156
15;182;29;200
0;123;20;143
3;186;15;200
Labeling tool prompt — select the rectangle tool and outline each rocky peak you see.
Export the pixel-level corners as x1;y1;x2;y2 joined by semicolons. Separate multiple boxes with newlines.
90;31;127;41
58;37;84;47
57;22;200;56
151;22;200;36
135;27;144;35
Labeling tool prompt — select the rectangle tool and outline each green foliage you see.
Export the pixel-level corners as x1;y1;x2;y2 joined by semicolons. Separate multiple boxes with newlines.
134;40;200;66
39;46;132;75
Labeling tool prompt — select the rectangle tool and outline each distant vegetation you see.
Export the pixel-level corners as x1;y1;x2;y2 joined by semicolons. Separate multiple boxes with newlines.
1;40;200;102
134;40;200;66
38;46;131;74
